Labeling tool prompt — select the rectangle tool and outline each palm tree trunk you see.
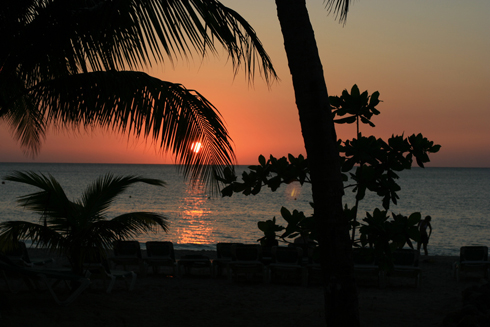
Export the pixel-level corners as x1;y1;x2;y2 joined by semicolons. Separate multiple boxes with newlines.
274;1;359;325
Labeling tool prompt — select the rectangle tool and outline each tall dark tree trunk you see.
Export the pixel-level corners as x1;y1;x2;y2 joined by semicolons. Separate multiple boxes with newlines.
275;1;360;326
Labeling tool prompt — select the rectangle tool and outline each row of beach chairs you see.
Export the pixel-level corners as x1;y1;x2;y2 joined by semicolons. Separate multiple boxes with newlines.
2;241;488;307
109;241;423;288
107;242;490;286
1;240;422;289
110;241;321;285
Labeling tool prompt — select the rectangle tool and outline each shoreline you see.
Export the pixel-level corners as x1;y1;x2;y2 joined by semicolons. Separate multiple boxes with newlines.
2;250;485;326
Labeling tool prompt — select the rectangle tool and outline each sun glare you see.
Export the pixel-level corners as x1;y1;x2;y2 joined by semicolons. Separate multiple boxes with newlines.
191;142;202;153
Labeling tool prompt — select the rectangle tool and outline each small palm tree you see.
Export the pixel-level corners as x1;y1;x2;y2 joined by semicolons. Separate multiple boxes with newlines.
0;171;168;275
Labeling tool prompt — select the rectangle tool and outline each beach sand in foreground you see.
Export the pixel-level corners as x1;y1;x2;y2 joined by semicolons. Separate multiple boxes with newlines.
0;251;483;327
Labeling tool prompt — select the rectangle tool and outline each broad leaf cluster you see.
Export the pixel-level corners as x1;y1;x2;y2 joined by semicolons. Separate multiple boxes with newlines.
341;133;441;209
217;85;441;262
359;209;421;268
217;154;309;197
331;84;380;128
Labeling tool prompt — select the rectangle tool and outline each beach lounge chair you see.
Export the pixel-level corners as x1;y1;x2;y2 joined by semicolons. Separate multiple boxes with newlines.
144;241;177;276
260;245;275;265
352;247;384;288
82;249;137;293
110;240;146;276
453;246;490;281
2;241;55;267
212;242;242;278
84;262;137;293
268;246;306;285
178;254;212;276
228;244;267;283
388;249;421;288
0;255;90;306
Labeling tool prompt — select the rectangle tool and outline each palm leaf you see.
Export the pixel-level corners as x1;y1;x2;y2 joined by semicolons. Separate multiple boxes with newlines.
0;71;45;154
21;71;233;190
2;103;45;156
2;0;277;88
1;0;277;190
88;212;169;243
4;171;78;223
0;221;64;254
111;211;169;233
324;0;351;23
80;174;166;221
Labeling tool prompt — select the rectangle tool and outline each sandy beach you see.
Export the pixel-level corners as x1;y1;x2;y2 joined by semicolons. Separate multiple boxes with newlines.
0;250;485;327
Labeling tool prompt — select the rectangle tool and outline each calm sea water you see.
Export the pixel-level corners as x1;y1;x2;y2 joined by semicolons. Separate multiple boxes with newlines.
0;163;488;256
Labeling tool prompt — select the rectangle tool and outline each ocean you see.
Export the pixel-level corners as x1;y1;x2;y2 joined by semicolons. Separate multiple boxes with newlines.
0;163;488;256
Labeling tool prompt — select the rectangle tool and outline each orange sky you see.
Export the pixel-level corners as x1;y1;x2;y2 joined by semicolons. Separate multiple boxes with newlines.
1;0;489;167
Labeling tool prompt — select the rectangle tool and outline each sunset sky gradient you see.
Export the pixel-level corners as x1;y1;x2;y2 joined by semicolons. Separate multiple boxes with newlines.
2;0;489;167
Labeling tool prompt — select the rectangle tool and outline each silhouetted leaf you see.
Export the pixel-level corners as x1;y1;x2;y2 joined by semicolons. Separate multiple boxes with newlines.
334;116;357;124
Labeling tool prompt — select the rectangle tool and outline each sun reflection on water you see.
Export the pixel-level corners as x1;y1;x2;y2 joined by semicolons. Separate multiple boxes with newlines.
175;182;214;245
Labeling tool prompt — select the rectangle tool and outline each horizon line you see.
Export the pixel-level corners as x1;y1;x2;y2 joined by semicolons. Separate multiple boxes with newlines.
1;161;489;169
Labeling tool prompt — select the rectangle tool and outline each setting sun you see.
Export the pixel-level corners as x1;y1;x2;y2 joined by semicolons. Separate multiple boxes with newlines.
191;142;202;153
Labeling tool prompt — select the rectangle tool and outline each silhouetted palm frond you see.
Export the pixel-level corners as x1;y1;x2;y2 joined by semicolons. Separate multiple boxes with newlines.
80;174;166;222
1;0;278;190
23;71;234;190
0;171;168;273
5;171;75;221
324;0;352;23
0;221;65;254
